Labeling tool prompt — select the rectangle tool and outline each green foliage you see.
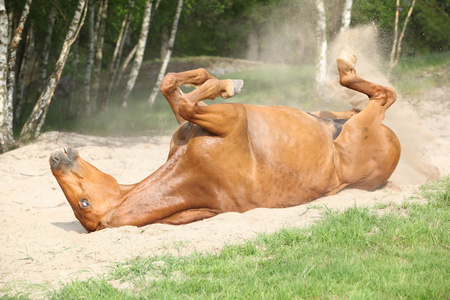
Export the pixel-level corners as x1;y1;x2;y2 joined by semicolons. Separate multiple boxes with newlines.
351;0;450;55
352;1;396;28
410;0;450;53
390;51;450;95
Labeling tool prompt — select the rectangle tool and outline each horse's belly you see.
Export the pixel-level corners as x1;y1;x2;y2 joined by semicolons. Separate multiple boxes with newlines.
245;107;339;206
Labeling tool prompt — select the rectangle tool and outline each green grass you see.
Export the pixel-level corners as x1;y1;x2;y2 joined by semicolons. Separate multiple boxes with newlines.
27;176;445;299
390;51;450;95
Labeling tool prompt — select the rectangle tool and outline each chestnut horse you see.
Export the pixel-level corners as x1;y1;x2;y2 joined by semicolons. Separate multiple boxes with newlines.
50;47;400;232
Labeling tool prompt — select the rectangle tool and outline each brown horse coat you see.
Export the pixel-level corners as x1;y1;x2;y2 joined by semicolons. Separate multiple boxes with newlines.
50;47;400;232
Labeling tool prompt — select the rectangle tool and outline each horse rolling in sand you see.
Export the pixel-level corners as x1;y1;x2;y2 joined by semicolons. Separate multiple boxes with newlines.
50;47;401;232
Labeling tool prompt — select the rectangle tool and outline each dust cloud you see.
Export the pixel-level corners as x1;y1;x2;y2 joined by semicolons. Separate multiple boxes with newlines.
324;25;443;185
252;2;445;185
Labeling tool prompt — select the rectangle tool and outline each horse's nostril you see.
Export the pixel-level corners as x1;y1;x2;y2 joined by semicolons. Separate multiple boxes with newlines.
50;156;61;169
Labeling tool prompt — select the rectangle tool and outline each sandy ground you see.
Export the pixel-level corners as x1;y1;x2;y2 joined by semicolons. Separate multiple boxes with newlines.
0;77;449;297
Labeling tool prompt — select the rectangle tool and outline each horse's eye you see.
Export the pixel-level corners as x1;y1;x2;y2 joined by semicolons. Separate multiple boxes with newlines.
79;199;91;208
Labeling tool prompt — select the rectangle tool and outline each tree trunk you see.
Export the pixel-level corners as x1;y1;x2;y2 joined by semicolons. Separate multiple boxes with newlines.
388;0;416;78
19;0;87;143
40;5;56;86
160;25;169;60
99;0;134;114
149;0;184;104
119;0;152;108
389;0;400;74
0;0;15;152
6;4;12;44
67;36;79;119
14;22;35;126
83;1;96;115
315;0;327;97
117;44;137;85
90;0;108;113
340;0;353;32
4;0;33;150
330;0;342;37
116;0;161;89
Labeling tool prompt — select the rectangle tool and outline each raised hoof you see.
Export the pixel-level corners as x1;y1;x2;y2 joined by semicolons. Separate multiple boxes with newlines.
220;79;244;99
337;45;357;70
232;79;244;96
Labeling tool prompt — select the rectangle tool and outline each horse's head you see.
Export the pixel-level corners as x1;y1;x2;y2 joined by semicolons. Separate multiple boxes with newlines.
49;147;122;232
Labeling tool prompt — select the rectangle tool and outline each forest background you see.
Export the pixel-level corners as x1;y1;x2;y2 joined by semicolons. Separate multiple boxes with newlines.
0;0;449;152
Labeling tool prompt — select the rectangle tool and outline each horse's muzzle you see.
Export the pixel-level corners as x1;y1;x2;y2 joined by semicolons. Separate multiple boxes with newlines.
49;147;79;170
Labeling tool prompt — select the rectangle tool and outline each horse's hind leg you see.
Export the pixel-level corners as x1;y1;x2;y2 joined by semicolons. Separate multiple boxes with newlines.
333;46;400;190
160;68;243;124
337;46;396;114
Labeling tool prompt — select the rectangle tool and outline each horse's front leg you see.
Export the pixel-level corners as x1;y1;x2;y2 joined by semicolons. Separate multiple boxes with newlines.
160;68;244;126
161;69;245;137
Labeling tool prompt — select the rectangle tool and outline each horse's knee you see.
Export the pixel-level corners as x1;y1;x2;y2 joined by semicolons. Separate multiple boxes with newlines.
338;70;357;88
196;68;211;79
178;94;196;120
371;87;396;108
384;87;397;109
160;73;179;94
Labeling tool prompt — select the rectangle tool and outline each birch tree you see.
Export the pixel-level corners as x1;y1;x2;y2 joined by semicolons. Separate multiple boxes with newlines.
40;5;57;86
330;0;342;36
83;0;95;115
90;0;108;113
315;0;327;96
6;4;12;44
116;44;137;85
388;0;417;78
0;0;15;152
340;0;353;32
115;0;160;91
20;0;87;143
99;0;134;114
67;37;79;119
14;23;35;126
119;0;152;108
1;0;32;152
149;0;183;104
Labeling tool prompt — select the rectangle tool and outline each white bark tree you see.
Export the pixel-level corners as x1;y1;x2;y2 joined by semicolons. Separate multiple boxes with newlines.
315;0;327;96
340;0;353;32
0;0;32;152
6;4;12;44
388;0;416;78
20;0;87;143
149;0;183;104
99;0;134;113
119;0;153;108
0;0;15;152
90;0;108;113
40;5;57;86
14;23;35;125
117;44;137;85
116;0;160;90
83;1;96;115
67;36;79;119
